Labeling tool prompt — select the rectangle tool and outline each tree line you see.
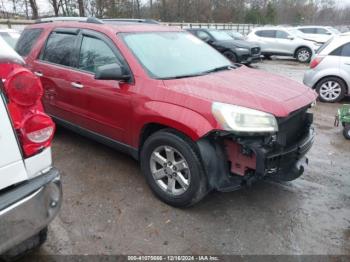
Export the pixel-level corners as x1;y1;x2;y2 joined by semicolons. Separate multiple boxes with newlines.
1;0;350;25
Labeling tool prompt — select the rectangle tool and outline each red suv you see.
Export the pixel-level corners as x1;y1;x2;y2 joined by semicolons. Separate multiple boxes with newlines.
17;18;317;207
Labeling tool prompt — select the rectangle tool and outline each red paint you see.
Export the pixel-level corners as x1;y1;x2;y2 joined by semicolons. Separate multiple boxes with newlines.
22;22;317;149
224;140;257;176
1;64;55;157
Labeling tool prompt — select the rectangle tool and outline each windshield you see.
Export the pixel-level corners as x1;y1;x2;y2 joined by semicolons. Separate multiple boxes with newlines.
209;30;233;41
122;32;231;79
0;32;19;48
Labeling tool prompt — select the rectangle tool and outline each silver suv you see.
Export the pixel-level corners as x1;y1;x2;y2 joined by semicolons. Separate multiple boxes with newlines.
247;27;322;62
303;34;350;102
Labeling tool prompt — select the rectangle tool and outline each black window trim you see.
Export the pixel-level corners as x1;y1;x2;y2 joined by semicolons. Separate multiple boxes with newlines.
37;27;134;83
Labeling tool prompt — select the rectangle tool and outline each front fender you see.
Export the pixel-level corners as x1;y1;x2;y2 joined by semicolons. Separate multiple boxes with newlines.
131;101;217;147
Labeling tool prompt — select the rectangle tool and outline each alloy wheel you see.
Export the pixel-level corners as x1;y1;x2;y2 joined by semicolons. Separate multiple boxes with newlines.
297;49;311;62
319;81;342;101
150;145;191;196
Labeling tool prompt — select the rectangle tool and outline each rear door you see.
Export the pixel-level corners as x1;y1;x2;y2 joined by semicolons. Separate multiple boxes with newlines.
31;29;88;126
254;30;277;53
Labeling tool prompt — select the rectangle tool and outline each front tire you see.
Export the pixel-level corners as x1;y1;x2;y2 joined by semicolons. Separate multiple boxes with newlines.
296;47;312;63
316;77;346;103
223;51;238;63
140;129;209;207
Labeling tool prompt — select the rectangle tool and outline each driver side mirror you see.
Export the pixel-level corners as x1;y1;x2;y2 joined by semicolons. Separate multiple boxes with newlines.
287;35;294;40
95;63;131;81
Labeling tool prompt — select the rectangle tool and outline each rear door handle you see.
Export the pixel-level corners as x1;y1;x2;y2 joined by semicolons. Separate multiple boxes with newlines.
71;82;84;89
34;71;43;77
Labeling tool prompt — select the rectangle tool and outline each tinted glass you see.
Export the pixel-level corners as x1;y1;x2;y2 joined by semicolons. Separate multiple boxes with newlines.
78;36;119;73
276;30;289;39
255;30;275;38
316;28;328;34
15;28;42;56
341;43;350;57
209;30;233;41
299;28;316;34
42;32;77;66
122;32;231;79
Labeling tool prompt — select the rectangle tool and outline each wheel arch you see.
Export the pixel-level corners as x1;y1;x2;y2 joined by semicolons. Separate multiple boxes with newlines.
134;102;216;152
313;75;348;93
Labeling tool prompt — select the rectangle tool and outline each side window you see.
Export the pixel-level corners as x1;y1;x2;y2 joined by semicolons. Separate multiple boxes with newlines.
276;30;289;39
330;43;350;57
255;30;275;38
196;31;211;41
15;28;43;57
78;36;119;73
300;28;316;34
341;43;350;57
316;28;328;35
42;32;78;67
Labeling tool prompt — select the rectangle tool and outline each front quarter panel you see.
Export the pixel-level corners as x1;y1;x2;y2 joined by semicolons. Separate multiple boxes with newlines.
131;101;217;147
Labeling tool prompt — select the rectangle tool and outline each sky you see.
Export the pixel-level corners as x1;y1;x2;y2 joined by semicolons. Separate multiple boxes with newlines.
3;0;350;16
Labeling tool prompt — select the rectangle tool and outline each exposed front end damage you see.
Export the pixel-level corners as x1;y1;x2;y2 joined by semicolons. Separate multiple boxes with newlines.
197;106;315;192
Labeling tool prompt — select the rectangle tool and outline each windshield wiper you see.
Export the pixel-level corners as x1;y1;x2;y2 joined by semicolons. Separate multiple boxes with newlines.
159;65;235;80
160;72;206;80
204;65;235;74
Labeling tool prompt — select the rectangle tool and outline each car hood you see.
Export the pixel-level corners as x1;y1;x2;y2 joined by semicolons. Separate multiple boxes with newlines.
163;66;317;117
214;40;258;49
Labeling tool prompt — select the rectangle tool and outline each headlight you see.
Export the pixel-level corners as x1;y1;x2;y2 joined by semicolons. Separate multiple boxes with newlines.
236;47;249;52
212;102;278;133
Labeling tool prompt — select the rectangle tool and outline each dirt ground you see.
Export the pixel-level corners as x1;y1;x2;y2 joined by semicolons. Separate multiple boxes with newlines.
24;58;350;258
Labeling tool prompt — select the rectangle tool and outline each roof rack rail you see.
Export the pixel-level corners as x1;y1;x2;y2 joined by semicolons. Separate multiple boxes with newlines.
35;17;104;24
102;18;160;25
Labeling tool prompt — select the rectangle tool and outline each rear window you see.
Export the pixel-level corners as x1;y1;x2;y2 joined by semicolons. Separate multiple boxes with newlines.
330;43;350;57
15;28;43;57
41;32;77;67
299;28;316;34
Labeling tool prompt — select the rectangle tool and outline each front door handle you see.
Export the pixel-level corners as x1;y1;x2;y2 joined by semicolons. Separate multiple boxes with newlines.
71;82;84;89
34;71;43;77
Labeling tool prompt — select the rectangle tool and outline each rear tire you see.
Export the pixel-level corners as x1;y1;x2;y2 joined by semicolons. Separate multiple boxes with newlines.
316;77;346;103
343;125;350;140
296;47;312;63
223;51;238;63
140;129;209;207
1;228;47;261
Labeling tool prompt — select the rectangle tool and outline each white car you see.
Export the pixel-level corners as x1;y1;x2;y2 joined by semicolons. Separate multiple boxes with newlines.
296;26;340;44
303;34;350;102
0;29;20;49
0;38;61;258
247;27;323;62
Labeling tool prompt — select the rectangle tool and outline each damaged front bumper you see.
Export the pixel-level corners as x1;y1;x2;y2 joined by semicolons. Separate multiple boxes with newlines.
197;127;315;192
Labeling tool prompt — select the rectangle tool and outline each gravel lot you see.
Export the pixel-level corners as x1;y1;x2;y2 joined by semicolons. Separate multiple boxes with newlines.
23;58;350;259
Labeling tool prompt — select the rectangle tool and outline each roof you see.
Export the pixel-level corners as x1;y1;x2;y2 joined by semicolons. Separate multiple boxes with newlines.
27;20;182;34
